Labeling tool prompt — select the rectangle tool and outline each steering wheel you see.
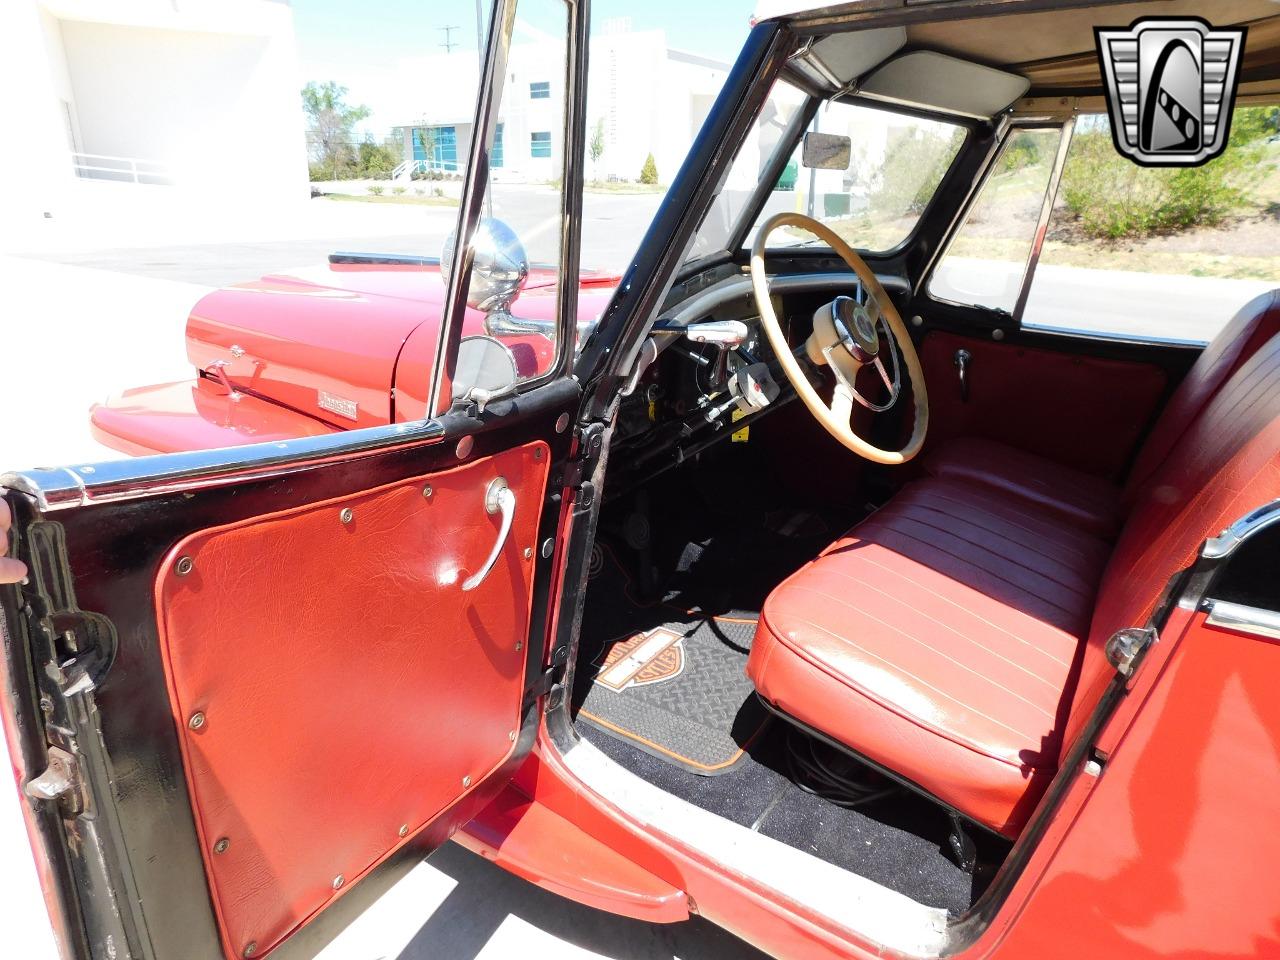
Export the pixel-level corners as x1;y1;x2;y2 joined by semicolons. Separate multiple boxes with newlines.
750;212;929;465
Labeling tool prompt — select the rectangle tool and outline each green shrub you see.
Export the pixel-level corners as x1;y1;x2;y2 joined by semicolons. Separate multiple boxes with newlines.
391;185;406;195
367;184;384;196
639;153;659;185
1059;108;1272;239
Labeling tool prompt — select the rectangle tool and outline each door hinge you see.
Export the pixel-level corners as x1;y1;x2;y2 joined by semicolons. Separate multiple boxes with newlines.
524;645;569;705
555;422;606;505
1105;626;1156;678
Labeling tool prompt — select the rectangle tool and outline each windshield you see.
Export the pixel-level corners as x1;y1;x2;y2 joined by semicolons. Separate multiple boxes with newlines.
687;81;966;262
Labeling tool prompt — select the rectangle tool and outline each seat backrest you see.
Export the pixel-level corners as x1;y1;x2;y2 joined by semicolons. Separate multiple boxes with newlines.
1064;329;1280;755
1123;289;1280;503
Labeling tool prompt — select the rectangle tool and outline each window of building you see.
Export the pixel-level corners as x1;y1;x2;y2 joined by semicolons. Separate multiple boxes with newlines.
530;131;552;158
530;81;551;100
411;125;458;172
927;127;1063;314
492;123;504;168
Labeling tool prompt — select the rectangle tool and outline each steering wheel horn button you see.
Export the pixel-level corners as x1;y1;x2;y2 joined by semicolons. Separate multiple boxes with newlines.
829;296;879;362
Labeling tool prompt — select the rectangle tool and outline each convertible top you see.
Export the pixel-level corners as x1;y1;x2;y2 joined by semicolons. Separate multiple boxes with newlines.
775;0;1280;117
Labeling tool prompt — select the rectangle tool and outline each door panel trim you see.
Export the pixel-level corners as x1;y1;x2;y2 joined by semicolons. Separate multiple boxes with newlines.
156;444;549;959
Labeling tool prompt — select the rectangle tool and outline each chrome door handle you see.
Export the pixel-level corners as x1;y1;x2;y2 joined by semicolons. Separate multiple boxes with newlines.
954;348;971;403
462;477;516;592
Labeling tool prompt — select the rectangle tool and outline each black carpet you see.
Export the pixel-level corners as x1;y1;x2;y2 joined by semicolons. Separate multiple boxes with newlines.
578;719;993;916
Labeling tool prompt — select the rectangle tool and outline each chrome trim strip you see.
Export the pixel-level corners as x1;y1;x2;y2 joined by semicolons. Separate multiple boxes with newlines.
1015;323;1207;349
1;420;445;513
427;0;519;417
1012;116;1074;324
1202;498;1280;559
1205;600;1280;641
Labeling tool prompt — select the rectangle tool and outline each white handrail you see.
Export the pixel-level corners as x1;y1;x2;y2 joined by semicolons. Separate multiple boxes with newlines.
71;152;174;185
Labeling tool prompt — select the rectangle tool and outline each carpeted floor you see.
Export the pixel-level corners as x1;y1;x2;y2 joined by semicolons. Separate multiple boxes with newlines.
578;719;998;916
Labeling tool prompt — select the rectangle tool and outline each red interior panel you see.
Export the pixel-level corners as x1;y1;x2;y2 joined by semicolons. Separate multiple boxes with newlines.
919;332;1168;480
153;442;549;960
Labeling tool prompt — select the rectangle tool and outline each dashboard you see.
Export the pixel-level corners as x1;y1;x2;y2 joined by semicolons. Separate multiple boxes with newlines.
607;269;911;494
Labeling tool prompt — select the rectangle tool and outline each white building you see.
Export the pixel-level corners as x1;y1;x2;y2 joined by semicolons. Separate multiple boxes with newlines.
390;19;732;185
1;0;310;225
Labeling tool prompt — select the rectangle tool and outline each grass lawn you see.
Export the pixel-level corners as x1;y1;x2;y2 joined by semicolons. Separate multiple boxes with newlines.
320;193;459;207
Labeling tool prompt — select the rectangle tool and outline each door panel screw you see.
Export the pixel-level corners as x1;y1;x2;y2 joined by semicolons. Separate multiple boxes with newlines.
398;824;409;838
243;943;257;958
214;837;230;854
175;556;194;576
522;547;532;560
515;641;523;652
339;508;354;524
188;712;206;731
332;875;344;890
422;485;433;499
533;447;544;461
462;775;472;788
508;730;516;741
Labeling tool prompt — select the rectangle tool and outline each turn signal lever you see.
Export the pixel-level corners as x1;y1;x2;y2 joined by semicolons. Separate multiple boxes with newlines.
686;320;749;393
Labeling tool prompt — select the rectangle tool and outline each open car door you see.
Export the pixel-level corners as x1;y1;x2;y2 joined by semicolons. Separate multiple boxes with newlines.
0;2;589;957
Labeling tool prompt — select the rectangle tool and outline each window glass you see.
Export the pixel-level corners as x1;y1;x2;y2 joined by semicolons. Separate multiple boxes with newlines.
530;80;551;99
927;128;1062;313
492;122;504;168
689;85;966;262
744;100;965;254
466;0;569;385
1022;109;1280;342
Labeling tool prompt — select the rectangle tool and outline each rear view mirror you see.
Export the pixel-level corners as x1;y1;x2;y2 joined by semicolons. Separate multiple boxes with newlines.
453;335;519;412
802;132;852;170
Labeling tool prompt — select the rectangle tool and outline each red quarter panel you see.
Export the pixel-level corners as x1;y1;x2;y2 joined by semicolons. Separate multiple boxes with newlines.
1068;334;1280;753
919;332;1168;480
154;443;549;960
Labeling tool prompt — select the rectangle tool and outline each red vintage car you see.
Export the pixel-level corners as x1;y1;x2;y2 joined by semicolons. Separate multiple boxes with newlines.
4;1;1280;959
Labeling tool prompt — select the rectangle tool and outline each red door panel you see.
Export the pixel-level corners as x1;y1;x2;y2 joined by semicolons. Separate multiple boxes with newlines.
919;331;1168;480
154;442;549;960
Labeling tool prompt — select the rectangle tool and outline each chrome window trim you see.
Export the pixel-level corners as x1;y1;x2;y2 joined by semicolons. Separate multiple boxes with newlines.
1;419;446;512
1204;600;1280;642
1010;323;1208;349
1202;498;1280;559
1011;115;1074;324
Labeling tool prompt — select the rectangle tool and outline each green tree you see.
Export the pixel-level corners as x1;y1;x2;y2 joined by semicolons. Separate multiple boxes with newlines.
358;138;399;179
588;118;606;179
301;81;371;181
639;152;658;185
412;127;438;174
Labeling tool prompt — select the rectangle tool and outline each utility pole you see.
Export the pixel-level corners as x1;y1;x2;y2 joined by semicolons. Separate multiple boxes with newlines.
440;25;460;53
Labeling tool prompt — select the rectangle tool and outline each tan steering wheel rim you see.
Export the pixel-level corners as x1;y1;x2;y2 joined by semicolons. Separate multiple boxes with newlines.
750;211;929;465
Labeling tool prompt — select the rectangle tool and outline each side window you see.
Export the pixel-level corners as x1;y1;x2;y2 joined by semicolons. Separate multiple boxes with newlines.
1022;110;1280;343
927;127;1063;314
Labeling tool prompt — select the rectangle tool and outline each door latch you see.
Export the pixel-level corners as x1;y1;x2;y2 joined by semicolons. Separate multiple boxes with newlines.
1106;626;1156;678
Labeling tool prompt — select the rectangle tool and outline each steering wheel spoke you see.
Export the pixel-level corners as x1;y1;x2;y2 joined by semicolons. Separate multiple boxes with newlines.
830;382;855;426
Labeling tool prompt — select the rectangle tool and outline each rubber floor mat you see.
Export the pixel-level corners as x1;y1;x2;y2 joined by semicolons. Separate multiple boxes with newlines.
578;616;769;775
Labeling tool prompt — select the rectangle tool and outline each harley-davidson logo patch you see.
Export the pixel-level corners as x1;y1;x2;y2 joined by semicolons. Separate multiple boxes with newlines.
594;628;685;692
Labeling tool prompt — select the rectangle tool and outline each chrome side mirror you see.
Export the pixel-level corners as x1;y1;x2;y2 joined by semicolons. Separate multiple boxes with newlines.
441;218;529;312
452;335;519;412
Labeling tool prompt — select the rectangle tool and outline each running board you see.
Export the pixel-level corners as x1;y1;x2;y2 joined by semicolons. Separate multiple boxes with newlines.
455;783;691;923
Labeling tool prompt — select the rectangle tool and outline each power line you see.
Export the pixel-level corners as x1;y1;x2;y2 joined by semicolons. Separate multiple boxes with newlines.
439;25;461;53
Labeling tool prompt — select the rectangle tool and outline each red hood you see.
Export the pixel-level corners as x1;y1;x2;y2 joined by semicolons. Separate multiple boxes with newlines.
185;261;618;429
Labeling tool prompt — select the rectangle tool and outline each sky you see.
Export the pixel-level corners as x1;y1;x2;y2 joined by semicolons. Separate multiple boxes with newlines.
291;0;758;137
